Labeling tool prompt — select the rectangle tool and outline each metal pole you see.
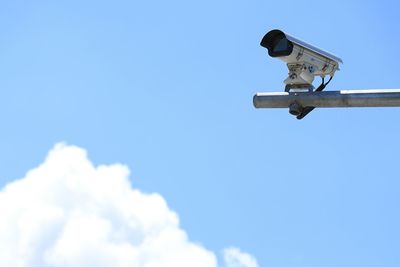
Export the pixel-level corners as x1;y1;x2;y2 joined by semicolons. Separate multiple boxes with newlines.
253;89;400;109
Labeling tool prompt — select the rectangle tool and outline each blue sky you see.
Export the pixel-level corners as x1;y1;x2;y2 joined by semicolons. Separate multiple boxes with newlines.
0;0;400;266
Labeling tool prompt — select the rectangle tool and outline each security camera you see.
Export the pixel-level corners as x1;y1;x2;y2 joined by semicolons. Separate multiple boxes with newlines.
260;29;343;92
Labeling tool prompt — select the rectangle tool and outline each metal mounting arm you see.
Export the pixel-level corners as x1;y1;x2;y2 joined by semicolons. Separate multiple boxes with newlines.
253;89;400;119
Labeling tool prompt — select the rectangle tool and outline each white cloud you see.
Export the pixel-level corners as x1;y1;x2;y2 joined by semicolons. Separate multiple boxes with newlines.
223;247;259;267
0;143;258;267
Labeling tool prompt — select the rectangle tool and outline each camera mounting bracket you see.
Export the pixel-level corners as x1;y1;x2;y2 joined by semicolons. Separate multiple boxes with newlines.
284;63;317;92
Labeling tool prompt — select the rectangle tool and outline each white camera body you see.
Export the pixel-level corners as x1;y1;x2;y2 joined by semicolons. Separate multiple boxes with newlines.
261;29;343;90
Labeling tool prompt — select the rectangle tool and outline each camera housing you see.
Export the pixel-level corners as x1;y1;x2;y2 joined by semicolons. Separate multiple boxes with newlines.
260;29;343;91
